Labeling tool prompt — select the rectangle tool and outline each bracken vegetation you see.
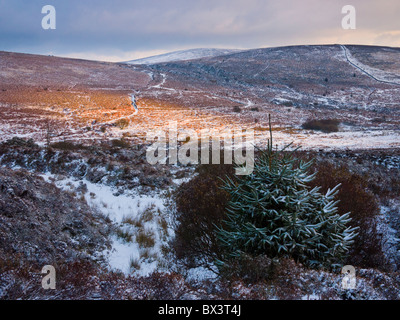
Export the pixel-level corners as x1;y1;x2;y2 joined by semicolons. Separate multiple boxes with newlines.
309;161;386;270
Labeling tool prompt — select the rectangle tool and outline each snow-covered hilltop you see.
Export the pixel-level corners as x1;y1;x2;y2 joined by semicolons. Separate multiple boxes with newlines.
124;48;241;65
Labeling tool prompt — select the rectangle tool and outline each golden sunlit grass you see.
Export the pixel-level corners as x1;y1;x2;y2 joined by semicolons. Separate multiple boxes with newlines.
131;97;258;139
0;87;136;128
0;87;280;143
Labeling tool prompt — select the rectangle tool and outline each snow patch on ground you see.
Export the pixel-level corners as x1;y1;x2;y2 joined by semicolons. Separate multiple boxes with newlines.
186;266;218;283
255;129;400;151
40;173;172;276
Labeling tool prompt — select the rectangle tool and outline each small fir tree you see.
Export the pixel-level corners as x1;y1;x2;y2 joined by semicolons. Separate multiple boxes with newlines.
216;119;357;270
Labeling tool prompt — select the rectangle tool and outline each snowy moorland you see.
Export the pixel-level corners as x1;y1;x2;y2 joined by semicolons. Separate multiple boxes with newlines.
0;45;399;299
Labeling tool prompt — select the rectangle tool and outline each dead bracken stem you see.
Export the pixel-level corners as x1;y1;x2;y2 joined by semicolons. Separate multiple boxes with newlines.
268;114;272;170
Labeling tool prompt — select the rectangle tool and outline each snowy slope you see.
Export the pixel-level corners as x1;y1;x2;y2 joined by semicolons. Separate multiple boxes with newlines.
124;48;241;65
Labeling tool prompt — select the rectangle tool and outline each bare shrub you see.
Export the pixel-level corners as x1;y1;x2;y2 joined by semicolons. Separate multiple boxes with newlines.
172;161;234;268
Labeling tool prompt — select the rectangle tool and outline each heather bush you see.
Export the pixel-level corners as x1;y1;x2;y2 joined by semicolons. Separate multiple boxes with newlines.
302;119;340;133
233;106;241;113
50;141;88;151
309;161;386;270
219;254;276;283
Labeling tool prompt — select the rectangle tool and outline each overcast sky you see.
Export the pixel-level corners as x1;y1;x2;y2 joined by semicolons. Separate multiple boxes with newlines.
1;0;399;62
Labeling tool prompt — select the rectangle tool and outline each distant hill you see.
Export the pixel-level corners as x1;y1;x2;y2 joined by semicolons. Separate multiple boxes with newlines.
124;48;241;65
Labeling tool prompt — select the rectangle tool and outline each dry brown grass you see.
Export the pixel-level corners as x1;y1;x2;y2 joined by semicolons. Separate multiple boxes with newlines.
136;228;156;248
